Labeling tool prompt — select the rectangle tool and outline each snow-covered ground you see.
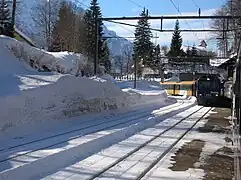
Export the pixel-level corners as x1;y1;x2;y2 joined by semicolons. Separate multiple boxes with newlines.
0;35;174;133
142;110;229;180
0;97;196;180
40;105;203;180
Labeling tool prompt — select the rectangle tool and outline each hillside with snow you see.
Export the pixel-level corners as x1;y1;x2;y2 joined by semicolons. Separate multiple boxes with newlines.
102;26;133;57
0;36;171;133
18;1;133;58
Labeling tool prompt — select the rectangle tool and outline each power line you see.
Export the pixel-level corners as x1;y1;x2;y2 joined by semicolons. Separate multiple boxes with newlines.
169;0;200;41
105;20;234;32
75;0;89;8
126;0;144;9
118;24;135;34
191;0;208;40
191;0;199;8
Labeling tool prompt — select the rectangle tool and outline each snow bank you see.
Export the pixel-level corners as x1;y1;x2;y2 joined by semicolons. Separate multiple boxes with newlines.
0;35;90;75
91;78;171;107
116;80;165;96
0;36;172;132
0;76;130;132
0;75;172;132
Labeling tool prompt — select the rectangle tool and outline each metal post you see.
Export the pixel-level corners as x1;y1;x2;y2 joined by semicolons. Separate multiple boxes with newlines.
94;15;99;75
225;18;229;56
48;0;51;47
160;18;163;31
11;0;17;28
134;57;137;89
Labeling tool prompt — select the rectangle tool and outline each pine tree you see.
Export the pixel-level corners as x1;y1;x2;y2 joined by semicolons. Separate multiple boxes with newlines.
191;45;198;57
0;0;13;37
50;1;76;51
49;24;62;52
186;46;192;57
83;0;104;62
133;8;153;76
75;13;86;53
168;20;185;62
152;44;161;70
0;0;11;26
100;42;111;73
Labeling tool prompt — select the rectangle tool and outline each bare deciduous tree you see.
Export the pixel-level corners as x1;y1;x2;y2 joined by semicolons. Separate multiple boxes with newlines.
31;0;60;49
211;0;241;54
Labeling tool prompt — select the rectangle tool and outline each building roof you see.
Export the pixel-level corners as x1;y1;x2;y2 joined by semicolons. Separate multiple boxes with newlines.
217;53;237;69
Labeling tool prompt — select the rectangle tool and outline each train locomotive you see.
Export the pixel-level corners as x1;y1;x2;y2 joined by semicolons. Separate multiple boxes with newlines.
160;74;222;105
196;75;221;105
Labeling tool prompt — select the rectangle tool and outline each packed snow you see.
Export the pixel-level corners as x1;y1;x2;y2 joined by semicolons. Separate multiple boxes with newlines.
0;36;173;133
0;35;91;76
37;104;200;180
142;110;231;180
0;97;196;180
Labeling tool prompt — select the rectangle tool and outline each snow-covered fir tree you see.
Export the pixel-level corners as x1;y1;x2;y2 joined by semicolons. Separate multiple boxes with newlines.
83;0;104;61
168;20;185;62
100;42;111;73
133;8;153;76
49;24;62;52
191;45;198;57
0;0;11;26
50;1;76;52
186;46;192;57
0;0;13;37
152;44;161;71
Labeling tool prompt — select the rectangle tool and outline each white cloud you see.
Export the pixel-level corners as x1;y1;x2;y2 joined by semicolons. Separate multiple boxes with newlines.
104;9;218;50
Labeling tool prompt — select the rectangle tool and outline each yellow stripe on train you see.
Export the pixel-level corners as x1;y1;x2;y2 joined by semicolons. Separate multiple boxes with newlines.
160;81;196;96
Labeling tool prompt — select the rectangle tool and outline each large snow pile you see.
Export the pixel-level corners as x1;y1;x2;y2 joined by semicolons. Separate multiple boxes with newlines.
107;79;170;106
90;74;117;83
116;80;164;94
0;37;173;132
0;36;64;96
0;76;132;132
0;35;90;75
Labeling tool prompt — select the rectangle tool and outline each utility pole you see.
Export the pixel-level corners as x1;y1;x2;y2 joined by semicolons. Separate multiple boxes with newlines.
134;56;137;89
11;0;17;29
48;0;51;48
94;14;99;75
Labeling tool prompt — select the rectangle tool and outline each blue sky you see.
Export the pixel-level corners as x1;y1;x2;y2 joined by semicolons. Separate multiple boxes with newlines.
83;0;225;17
82;0;226;51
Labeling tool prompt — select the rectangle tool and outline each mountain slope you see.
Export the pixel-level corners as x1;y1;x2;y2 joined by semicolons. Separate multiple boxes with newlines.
18;0;133;58
102;26;133;57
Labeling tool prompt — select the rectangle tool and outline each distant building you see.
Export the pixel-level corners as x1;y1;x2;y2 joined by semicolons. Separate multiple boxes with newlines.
199;40;207;48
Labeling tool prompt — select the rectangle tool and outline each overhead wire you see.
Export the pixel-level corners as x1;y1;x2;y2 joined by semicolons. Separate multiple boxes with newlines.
108;0;145;38
126;0;144;9
125;0;160;43
76;0;135;38
191;0;208;41
169;0;200;41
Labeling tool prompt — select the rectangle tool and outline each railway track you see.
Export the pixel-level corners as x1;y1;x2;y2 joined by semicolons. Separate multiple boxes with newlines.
0;100;184;157
0;103;174;152
74;106;211;180
0;99;195;179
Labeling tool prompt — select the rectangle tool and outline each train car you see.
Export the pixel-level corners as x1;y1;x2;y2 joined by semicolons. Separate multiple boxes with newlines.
160;81;179;95
160;80;196;96
196;75;221;105
179;81;196;96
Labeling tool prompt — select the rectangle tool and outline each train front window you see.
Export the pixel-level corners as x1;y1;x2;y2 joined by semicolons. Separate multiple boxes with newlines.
198;81;220;91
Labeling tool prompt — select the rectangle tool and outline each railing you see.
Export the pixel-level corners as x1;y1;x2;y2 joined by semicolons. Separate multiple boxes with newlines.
233;46;241;180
